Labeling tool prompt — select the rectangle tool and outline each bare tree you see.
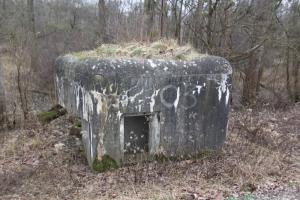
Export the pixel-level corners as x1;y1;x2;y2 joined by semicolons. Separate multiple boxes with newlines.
144;0;157;41
160;0;165;38
98;0;109;42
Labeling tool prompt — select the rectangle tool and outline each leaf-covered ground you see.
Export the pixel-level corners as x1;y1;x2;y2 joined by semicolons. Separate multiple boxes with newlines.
0;104;299;200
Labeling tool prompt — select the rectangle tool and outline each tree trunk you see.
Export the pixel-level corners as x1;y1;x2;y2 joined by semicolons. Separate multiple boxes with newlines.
27;0;37;73
27;0;35;34
192;0;204;49
0;61;6;127
171;0;178;38
242;47;264;106
256;50;264;96
176;0;184;44
206;0;219;53
16;64;28;120
144;0;156;42
174;0;183;43
293;50;300;102
286;43;292;99
98;0;108;42
160;0;165;38
206;0;213;53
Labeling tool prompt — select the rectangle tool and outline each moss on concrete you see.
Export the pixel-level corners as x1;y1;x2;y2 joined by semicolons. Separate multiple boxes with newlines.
74;120;81;128
37;105;67;123
69;39;206;61
92;155;118;173
69;118;81;138
37;110;58;123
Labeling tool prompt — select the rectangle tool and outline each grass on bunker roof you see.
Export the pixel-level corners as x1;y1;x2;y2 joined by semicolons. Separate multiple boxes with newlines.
69;39;207;61
0;105;299;199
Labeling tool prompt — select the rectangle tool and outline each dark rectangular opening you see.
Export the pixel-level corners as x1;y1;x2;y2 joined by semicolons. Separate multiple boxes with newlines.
124;115;149;154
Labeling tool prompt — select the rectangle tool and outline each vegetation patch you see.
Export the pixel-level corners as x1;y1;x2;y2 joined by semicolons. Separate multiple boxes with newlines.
92;155;119;173
68;117;82;138
226;194;257;200
153;154;177;162
153;149;216;163
74;120;81;128
37;104;67;123
70;39;206;61
69;126;81;138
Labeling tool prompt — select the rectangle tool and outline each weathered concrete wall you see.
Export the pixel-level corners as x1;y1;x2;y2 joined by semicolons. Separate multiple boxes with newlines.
55;55;232;167
0;62;5;126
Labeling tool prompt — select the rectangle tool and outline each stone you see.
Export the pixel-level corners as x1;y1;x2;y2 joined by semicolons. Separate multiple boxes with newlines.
55;51;232;170
54;142;65;153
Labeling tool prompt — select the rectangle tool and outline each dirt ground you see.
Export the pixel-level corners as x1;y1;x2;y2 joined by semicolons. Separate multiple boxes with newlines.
0;104;299;200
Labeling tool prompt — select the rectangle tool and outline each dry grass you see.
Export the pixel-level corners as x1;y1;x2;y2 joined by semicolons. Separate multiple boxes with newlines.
0;105;299;199
222;110;297;186
70;39;206;61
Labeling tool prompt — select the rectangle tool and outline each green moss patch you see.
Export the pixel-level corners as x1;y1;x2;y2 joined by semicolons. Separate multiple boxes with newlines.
70;39;206;61
153;154;178;162
92;155;119;173
74;120;81;128
37;104;67;123
69;126;81;138
194;149;216;159
68;117;82;138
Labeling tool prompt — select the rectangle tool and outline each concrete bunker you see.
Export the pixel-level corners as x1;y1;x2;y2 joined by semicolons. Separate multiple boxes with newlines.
55;43;232;171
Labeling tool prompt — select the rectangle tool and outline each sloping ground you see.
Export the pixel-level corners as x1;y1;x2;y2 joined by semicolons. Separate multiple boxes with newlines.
0;104;299;200
70;39;207;61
